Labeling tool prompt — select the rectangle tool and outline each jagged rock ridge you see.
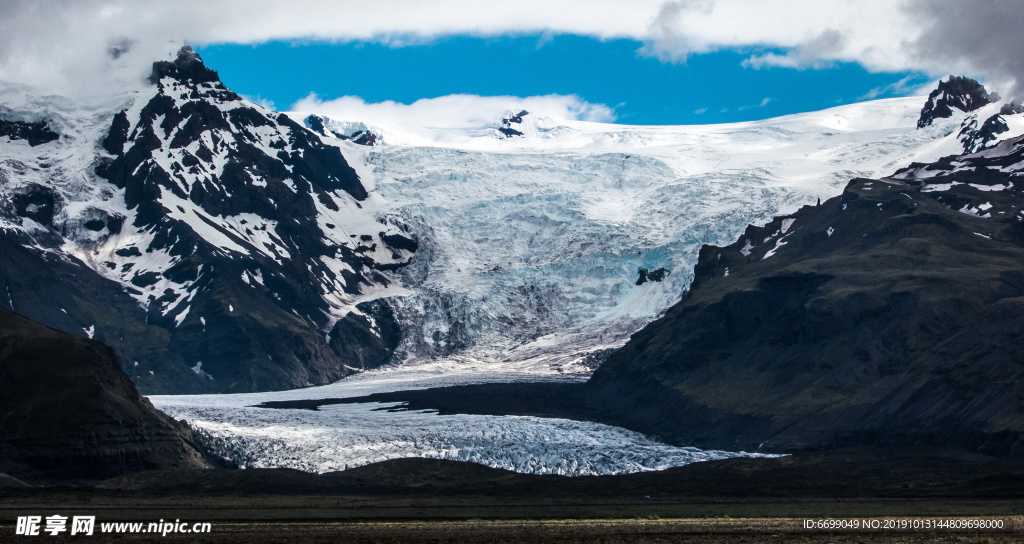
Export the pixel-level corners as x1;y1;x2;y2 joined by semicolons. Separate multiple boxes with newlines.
916;76;1024;155
917;75;996;128
0;117;58;147
304;114;378;146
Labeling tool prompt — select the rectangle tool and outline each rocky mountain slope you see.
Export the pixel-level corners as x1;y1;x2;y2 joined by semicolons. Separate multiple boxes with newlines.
0;47;415;393
0;308;212;483
584;131;1024;456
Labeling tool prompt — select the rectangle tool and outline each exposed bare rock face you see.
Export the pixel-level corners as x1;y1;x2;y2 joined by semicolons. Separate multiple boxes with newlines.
0;46;414;394
917;75;995;128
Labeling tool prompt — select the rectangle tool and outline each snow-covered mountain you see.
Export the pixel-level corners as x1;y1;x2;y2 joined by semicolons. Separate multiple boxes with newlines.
915;75;1024;154
581;126;1024;456
0;46;416;393
2;49;1021;396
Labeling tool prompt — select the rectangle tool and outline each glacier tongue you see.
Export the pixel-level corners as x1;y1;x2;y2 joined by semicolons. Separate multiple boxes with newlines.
153;367;779;476
181;404;771;475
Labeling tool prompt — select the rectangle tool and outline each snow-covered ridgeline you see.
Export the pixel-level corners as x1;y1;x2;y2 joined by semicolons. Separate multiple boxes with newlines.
0;74;413;329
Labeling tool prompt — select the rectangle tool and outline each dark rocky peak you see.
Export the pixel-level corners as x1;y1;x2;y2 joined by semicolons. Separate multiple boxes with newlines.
1000;100;1024;115
148;44;220;86
303;114;378;146
503;110;529;125
917;75;996;128
349;130;377;146
499;110;530;138
78;50;414;394
956;98;1024;154
99;56;368;229
0;117;58;147
305;114;335;137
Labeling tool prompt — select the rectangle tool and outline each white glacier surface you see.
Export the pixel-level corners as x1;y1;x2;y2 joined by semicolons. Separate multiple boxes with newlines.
152;365;779;476
294;96;978;375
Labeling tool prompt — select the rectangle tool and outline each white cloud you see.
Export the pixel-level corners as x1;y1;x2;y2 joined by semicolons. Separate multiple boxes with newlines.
0;0;1020;100
907;0;1024;96
637;0;714;63
741;29;847;70
737;97;772;111
291;93;616;144
633;1;915;68
633;1;1023;93
294;92;615;126
857;75;932;101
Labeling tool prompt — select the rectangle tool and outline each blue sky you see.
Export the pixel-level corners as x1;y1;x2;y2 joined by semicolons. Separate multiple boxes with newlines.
3;2;1011;107
196;34;933;126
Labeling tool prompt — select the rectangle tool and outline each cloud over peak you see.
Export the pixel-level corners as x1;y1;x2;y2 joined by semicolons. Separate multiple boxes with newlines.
293;92;616;125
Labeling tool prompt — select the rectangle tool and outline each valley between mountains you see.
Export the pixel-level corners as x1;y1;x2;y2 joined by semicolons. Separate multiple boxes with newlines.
2;46;1023;479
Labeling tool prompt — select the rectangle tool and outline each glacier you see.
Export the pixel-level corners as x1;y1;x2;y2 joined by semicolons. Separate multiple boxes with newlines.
292;96;982;375
153;95;1024;475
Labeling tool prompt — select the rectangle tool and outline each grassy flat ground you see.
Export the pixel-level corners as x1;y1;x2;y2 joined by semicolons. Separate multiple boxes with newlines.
1;493;1023;543
3;450;1023;542
3;494;1024;521
0;515;1022;543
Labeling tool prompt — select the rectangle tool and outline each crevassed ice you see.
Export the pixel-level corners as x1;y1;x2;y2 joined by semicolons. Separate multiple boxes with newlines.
318;96;976;376
153;367;780;476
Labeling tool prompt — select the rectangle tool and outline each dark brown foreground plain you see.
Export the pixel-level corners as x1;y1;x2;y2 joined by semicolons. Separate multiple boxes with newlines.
2;448;1024;542
1;517;1023;544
